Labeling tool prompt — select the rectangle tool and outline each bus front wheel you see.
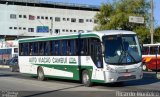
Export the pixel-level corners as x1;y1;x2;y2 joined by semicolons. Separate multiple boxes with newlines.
37;67;45;81
82;70;92;87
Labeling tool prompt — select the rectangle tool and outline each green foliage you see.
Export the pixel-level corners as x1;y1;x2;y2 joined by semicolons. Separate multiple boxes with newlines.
154;27;160;43
94;0;151;43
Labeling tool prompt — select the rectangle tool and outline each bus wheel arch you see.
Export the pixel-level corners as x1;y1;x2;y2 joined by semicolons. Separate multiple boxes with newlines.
81;69;92;87
37;66;45;81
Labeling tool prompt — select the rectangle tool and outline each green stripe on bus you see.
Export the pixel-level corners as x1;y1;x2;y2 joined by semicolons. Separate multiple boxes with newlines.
19;34;99;43
34;64;93;80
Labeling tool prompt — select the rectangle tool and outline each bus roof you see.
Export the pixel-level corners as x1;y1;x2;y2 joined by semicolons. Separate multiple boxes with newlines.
143;43;160;47
19;30;136;43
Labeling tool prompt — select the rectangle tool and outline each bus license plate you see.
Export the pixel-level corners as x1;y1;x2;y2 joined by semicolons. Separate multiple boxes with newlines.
123;73;131;76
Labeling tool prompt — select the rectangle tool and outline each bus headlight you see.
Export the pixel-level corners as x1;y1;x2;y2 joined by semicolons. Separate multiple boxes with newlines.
106;65;116;73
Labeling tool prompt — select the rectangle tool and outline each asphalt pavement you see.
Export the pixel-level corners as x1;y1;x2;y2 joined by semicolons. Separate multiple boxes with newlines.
0;67;160;97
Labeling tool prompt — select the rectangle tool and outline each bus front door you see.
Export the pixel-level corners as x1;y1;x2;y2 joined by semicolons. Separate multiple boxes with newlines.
90;43;104;80
91;43;103;68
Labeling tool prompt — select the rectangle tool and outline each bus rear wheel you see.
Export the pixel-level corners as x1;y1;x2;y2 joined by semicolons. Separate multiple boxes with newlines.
82;70;92;87
37;67;45;81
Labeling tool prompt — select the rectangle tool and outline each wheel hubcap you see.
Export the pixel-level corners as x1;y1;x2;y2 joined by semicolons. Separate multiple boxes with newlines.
38;70;43;78
83;73;89;84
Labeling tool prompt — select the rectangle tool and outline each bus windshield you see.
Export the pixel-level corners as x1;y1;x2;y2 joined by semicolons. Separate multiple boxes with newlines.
103;34;141;65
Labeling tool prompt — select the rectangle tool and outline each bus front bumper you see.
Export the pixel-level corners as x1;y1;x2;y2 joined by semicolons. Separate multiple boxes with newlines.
104;69;143;83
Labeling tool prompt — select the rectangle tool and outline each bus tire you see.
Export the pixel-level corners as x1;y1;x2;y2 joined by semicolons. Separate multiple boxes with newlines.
82;70;92;87
10;66;14;72
37;67;45;81
142;63;148;71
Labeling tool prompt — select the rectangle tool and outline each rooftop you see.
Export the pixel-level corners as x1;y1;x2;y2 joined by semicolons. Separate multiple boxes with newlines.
0;0;100;11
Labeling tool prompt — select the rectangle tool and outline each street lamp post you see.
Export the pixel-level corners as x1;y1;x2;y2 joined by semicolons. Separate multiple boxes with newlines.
150;0;154;44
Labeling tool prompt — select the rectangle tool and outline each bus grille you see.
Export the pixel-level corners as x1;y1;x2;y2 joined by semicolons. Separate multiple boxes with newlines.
117;75;136;81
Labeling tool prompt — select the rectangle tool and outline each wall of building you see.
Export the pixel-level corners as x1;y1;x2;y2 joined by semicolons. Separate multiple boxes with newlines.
0;3;98;37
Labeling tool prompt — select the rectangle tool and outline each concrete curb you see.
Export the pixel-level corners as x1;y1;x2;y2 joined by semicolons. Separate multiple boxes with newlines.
0;65;10;68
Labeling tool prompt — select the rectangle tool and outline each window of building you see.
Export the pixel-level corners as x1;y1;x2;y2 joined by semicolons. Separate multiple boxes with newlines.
28;28;34;32
70;30;72;32
37;16;40;19
55;17;60;22
74;30;76;32
55;29;60;34
9;27;12;29
90;19;92;22
14;27;17;30
78;30;84;33
45;17;48;20
71;18;76;22
19;27;22;30
23;15;27;18
50;17;53;20
10;14;16;19
79;19;84;23
62;29;65;32
63;18;66;21
67;18;70;21
29;15;35;20
23;27;26;30
37;26;49;33
41;16;44;19
86;19;89;22
66;29;68;32
19;15;22;18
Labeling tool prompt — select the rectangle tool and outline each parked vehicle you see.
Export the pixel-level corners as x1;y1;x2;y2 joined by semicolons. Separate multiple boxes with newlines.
9;57;19;72
142;44;160;71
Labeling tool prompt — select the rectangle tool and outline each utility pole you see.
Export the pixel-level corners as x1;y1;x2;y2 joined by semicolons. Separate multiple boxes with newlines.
150;0;154;44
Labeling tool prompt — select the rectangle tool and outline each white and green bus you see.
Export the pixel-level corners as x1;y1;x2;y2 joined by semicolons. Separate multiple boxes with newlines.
18;30;143;86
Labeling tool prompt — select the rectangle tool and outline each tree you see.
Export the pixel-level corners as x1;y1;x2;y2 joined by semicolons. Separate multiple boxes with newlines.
154;27;160;43
94;0;150;43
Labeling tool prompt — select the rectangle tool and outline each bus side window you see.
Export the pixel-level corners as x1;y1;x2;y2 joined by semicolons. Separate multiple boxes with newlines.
21;43;28;56
19;43;23;55
159;46;160;54
150;46;158;55
51;41;55;55
39;42;44;55
55;41;59;55
142;47;149;55
29;43;33;56
70;39;74;56
34;42;39;56
45;41;50;56
67;40;71;55
81;38;89;55
58;41;61;55
62;40;67;55
75;39;79;55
